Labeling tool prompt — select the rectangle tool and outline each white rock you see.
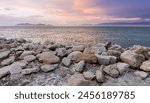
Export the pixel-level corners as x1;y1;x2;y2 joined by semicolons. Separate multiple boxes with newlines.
0;66;11;79
83;71;95;80
23;55;36;62
41;64;58;72
1;56;15;66
117;62;129;75
22;68;40;75
62;58;71;67
75;61;85;72
140;61;150;72
134;71;148;79
0;50;10;59
96;55;116;65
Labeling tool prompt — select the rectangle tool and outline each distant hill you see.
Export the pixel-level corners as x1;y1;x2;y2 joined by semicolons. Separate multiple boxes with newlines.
96;22;150;26
16;23;53;26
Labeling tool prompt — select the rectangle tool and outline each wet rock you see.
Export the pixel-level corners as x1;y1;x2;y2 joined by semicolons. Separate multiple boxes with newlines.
56;48;67;57
1;56;15;66
72;45;85;52
41;64;58;72
0;66;11;79
96;65;105;82
68;52;97;63
0;50;10;59
140;61;150;72
74;61;85;72
23;55;36;62
37;52;60;64
67;73;91;86
120;50;145;68
96;55;116;65
134;71;148;79
62;57;71;67
103;64;119;78
83;71;95;80
117;62;129;75
22;67;40;75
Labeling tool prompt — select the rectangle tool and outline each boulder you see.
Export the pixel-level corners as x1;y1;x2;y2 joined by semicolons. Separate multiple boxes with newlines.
68;52;97;63
72;45;85;52
23;55;36;62
1;56;15;66
116;62;129;75
41;64;58;72
0;50;10;59
120;50;145;68
83;71;95;80
62;57;71;67
103;64;119;78
140;61;150;72
37;52;60;64
74;61;85;72
96;66;105;82
22;67;40;75
96;55;116;65
134;71;148;79
67;73;91;86
0;66;11;79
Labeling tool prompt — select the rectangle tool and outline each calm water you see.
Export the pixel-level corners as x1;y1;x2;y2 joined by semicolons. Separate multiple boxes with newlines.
0;26;150;47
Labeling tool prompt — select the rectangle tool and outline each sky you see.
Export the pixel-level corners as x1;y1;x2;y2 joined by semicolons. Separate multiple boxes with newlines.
0;0;150;26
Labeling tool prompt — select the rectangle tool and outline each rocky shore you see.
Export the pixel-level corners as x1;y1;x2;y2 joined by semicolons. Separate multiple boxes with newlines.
0;37;150;86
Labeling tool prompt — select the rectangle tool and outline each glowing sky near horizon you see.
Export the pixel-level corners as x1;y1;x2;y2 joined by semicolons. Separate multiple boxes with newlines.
0;0;150;26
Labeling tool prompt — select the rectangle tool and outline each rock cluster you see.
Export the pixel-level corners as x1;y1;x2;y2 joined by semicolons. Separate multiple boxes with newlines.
0;38;150;86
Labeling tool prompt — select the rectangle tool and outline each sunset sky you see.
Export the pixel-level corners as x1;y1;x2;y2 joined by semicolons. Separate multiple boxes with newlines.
0;0;150;26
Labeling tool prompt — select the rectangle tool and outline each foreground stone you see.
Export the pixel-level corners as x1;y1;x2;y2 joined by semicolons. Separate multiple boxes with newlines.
120;50;145;68
134;71;148;79
0;66;11;79
37;52;60;64
62;58;71;67
96;65;105;83
83;71;95;80
41;64;58;72
0;50;11;59
72;45;85;52
96;55;116;65
74;61;85;72
22;68;40;75
140;61;150;72
1;56;15;66
117;62;129;75
23;55;36;62
67;73;91;86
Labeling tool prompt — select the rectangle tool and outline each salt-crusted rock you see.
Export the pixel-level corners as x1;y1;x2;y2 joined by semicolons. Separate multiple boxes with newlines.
134;71;148;79
41;64;58;72
83;71;95;80
67;73;91;86
62;57;71;67
23;55;36;62
1;56;15;66
103;64;119;78
22;67;40;75
0;50;10;59
0;66;11;79
96;55;116;65
56;48;67;57
140;61;150;72
96;65;105;82
68;52;97;63
72;45;85;52
120;50;145;68
37;52;60;64
74;61;85;72
117;62;129;75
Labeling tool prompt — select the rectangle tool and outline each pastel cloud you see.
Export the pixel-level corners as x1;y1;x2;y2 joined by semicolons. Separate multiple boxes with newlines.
0;0;149;25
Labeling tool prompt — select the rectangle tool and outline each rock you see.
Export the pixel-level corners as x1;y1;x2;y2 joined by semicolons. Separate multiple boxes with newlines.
56;48;67;57
101;52;108;56
72;45;85;52
107;50;121;59
96;65;105;82
10;63;22;75
108;44;122;51
20;51;35;58
67;73;91;86
83;71;95;80
105;42;112;49
48;43;63;50
103;64;119;78
13;60;28;68
23;55;36;62
68;51;97;63
117;62;129;75
37;52;60;64
74;61;85;72
41;64;58;72
120;50;145;68
0;66;11;79
140;61;150;72
22;67;40;75
21;79;30;86
62;58;71;67
84;46;107;54
96;55;116;65
1;56;15;66
0;50;10;59
134;71;148;79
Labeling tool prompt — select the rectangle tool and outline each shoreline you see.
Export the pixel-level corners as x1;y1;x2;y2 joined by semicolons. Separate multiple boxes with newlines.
0;37;150;86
